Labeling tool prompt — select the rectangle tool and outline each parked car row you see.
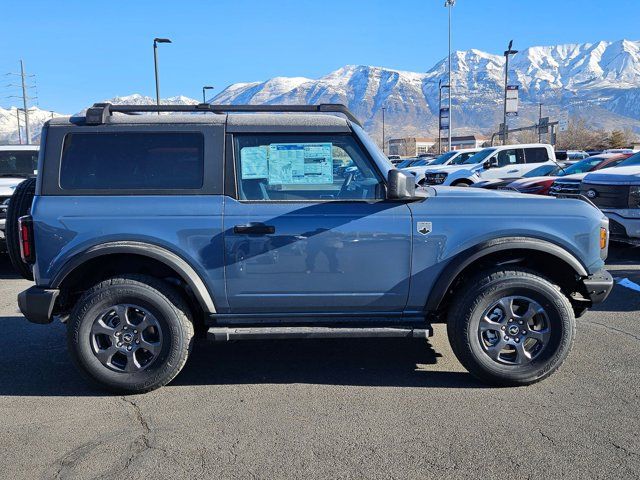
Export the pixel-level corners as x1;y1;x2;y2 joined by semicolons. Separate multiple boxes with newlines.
405;144;639;246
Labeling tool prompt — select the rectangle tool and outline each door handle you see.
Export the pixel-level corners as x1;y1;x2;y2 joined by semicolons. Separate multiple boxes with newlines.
233;223;276;235
507;169;518;173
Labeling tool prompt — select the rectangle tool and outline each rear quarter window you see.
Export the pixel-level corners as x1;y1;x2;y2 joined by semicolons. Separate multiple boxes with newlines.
59;132;204;190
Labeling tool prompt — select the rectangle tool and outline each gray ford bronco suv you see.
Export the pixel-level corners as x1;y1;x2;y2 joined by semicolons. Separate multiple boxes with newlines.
12;103;613;393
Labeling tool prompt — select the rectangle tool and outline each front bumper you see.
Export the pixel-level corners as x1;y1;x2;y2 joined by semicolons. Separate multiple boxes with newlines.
601;210;640;245
582;269;614;304
18;286;59;324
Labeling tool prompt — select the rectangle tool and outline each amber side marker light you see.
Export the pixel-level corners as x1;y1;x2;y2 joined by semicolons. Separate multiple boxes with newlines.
600;227;607;250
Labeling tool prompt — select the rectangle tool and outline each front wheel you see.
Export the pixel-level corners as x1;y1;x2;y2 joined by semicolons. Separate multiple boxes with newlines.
447;267;575;386
67;275;194;393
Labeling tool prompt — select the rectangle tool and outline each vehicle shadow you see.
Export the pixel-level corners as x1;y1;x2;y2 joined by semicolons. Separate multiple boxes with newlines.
0;316;483;396
175;337;483;390
0;254;21;280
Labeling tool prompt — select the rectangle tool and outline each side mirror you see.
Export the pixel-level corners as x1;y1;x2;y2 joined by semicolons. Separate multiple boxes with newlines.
387;169;417;200
484;157;499;169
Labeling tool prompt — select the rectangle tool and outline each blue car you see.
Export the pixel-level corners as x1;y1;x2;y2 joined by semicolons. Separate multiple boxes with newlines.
10;103;613;393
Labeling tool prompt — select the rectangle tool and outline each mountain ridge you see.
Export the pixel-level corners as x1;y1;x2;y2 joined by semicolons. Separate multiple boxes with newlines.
2;39;639;145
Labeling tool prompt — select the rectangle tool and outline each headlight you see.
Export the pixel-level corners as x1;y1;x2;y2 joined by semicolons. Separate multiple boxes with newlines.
629;186;640;208
425;172;448;184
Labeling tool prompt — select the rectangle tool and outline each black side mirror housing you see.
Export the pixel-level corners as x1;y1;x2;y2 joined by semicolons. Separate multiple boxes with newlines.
484;157;499;169
387;169;419;200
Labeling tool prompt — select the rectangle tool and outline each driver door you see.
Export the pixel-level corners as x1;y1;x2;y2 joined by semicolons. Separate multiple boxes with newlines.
481;148;525;179
222;132;412;314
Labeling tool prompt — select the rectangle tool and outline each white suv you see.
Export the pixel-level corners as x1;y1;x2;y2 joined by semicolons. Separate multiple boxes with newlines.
0;145;39;249
403;148;481;184
420;144;557;187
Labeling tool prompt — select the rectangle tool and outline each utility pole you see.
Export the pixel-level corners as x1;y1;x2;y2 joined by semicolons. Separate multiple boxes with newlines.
15;109;22;145
502;40;518;145
445;0;455;152
381;107;386;154
19;60;31;144
538;103;543;143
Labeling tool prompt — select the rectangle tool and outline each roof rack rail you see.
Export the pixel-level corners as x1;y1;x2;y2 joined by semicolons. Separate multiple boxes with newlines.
84;102;362;127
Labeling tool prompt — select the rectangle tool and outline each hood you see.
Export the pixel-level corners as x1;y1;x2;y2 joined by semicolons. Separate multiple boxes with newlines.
509;176;557;188
433;185;540;200
555;173;589;182
0;177;26;195
583;166;640;185
422;163;481;175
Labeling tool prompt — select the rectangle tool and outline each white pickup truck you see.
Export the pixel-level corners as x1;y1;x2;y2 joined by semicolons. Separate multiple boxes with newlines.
419;144;557;187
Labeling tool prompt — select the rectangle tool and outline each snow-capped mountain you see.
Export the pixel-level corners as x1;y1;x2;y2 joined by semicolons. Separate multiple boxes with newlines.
211;39;640;141
2;39;639;145
0;106;65;145
0;95;200;144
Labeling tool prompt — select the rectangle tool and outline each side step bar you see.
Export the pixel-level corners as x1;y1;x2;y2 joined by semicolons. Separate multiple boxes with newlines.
207;326;432;342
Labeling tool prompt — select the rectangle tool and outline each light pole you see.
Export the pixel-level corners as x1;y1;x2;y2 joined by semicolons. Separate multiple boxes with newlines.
153;37;172;113
438;80;450;154
381;107;386;154
502;39;518;144
445;0;455;152
202;86;214;104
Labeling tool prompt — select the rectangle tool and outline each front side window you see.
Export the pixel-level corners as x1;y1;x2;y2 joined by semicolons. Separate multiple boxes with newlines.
496;149;522;167
235;134;382;201
60;132;204;190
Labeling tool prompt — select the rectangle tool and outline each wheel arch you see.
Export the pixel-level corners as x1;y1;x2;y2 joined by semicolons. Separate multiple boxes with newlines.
425;237;589;317
51;241;216;314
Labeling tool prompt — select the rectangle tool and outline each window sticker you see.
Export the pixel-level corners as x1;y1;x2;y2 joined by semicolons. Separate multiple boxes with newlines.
268;143;333;185
240;146;269;179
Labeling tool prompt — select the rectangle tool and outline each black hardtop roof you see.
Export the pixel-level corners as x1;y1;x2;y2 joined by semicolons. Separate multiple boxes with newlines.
52;103;361;128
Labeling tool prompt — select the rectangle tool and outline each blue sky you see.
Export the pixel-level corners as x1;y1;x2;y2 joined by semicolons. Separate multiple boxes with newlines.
2;0;639;113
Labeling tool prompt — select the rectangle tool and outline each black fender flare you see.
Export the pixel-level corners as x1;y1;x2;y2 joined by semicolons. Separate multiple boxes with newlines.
51;241;216;313
424;237;588;313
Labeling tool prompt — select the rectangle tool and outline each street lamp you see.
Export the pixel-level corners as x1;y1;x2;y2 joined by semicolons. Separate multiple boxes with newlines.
502;39;518;144
202;86;214;104
153;37;172;112
381;107;386;154
444;0;455;152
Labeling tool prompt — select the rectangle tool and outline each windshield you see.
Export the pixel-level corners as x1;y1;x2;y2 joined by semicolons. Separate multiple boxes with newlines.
429;151;457;166
618;152;640;167
463;148;496;165
0;150;38;177
396;159;414;168
524;164;560;177
411;159;429;167
557;157;606;176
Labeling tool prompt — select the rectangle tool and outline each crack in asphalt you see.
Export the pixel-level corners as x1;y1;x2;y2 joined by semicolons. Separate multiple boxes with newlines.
584;320;640;343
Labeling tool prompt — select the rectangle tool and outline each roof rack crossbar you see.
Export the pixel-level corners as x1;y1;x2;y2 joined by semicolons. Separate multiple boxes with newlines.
85;103;362;127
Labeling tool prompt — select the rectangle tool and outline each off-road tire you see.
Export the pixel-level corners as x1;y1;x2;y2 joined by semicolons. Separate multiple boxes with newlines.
67;275;194;393
6;177;36;280
447;267;575;386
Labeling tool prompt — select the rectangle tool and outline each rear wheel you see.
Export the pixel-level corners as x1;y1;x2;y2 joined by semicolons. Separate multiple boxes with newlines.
67;275;194;393
447;267;575;386
6;178;36;280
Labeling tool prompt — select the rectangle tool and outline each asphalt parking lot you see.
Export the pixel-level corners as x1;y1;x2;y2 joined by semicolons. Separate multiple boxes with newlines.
1;247;639;480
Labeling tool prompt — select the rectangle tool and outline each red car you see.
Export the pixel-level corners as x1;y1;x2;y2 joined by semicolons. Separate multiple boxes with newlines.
505;153;632;195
